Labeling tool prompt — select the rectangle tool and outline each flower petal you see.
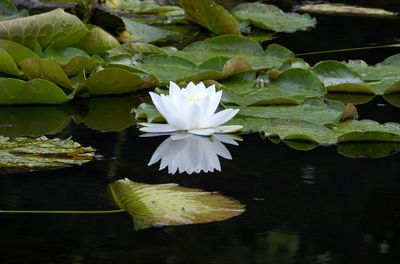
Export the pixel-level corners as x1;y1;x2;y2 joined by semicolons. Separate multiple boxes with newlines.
149;92;169;118
188;128;216;136
205;109;240;128
139;123;179;133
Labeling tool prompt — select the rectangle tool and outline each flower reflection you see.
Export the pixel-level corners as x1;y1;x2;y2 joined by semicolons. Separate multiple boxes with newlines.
147;133;240;174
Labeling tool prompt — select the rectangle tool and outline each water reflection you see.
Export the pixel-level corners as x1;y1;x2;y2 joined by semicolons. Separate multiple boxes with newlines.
146;133;240;174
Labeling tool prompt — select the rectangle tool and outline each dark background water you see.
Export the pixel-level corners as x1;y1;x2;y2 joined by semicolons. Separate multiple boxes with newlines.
1;1;400;263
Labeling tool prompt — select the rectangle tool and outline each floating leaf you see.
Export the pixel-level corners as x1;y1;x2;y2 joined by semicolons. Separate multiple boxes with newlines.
75;25;120;56
0;9;89;49
298;3;399;18
0;0;28;21
0;39;38;64
20;57;74;90
0;106;71;137
133;103;165;123
312;61;373;94
222;68;326;106
83;68;157;95
107;42;167;58
232;3;316;33
234;99;347;126
0;136;95;174
259;118;337;145
0;48;20;76
120;18;181;44
0;78;72;105
179;0;240;35
335;120;400;143
109;178;245;230
345;55;400;95
176;35;294;69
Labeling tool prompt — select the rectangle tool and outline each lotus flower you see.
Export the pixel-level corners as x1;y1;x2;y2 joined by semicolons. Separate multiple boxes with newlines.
139;82;242;136
148;133;240;174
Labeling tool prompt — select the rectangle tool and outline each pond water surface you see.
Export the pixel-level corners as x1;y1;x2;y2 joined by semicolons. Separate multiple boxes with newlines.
1;1;400;263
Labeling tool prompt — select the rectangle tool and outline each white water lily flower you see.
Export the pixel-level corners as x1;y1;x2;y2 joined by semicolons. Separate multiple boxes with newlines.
139;81;242;136
148;133;240;174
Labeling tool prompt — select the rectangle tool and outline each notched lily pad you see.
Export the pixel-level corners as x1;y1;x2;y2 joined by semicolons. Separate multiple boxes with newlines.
109;178;245;230
0;136;95;174
232;3;316;33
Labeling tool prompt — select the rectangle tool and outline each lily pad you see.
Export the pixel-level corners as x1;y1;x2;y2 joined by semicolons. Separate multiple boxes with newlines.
107;42;167;58
0;78;72;105
312;61;373;94
259;118;337;145
0;39;38;64
120;18;181;44
0;9;89;49
83;68;157;95
0;0;28;21
175;35;294;69
20;57;74;90
0;106;70;137
179;0;240;35
0;48;20;76
0;136;95;174
109;178;245;230
222;68;326;106
75;25;120;56
345;55;400;95
232;3;316;33
133;103;165;123
234;99;348;126
335;120;400;143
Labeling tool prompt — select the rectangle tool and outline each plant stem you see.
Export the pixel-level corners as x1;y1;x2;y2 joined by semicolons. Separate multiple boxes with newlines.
296;44;400;56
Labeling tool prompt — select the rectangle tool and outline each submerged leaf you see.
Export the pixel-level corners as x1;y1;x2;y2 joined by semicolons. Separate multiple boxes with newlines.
0;9;88;49
232;3;316;33
179;0;240;35
0;136;95;174
109;178;245;230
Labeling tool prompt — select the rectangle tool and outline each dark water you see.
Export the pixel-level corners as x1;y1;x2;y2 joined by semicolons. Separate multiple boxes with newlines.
2;1;400;264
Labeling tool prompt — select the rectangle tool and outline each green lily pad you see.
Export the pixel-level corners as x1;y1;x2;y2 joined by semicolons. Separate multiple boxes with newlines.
0;0;28;21
0;39;38;64
0;106;70;137
0;48;20;76
232;3;316;33
345;55;400;95
312;61;373;94
176;35;294;69
84;68;157;95
133;103;165;123
325;93;375;105
179;0;240;35
126;54;251;85
335;120;400;142
222;68;326;106
0;9;89;49
234;99;347;126
109;178;245;230
120;18;181;44
107;42;167;58
75;25;120;56
20;57;74;90
81;97;138;132
0;136;95;174
0;78;72;105
338;142;400;159
259;118;337;145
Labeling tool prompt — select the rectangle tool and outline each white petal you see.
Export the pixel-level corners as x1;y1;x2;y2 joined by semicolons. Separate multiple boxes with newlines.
206;84;216;94
186;102;205;129
148;137;172;165
188;128;216;136
205;109;240;127
212;134;241;145
203;91;222;119
149;92;169;118
139;123;179;133
169;81;181;97
214;125;243;134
